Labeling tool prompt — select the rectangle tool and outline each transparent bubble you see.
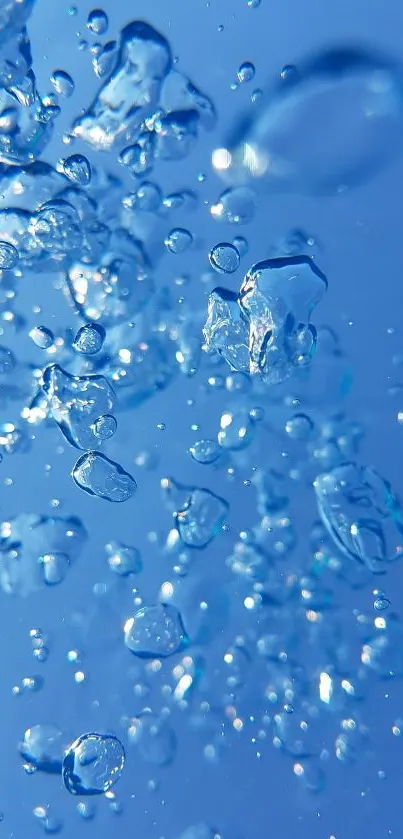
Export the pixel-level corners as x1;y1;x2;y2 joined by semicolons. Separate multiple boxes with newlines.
233;235;248;255
216;47;403;194
29;326;54;349
91;414;117;441
189;439;221;465
19;724;64;773
72;323;106;355
42;365;115;450
87;9;109;35
127;711;177;764
165;481;229;549
72;451;137;503
285;413;315;440
92;39;118;78
0;240;18;270
50;70;75;97
105;540;142;575
209;242;240;274
124;604;187;658
203;287;250;372
238;255;328;384
237;62;256;84
39;552;70;585
218;409;255;450
30;200;82;255
62;154;92;186
73;21;172;151
314;462;403;572
62;733;125;795
165;228;193;254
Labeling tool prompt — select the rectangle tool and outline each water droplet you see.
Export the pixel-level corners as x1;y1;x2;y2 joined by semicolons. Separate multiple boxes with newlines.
87;9;109;35
62;154;92;186
209;242;240;274
50;70;75;97
165;228;193;254
72;451;137;502
62;733;125;795
72;323;106;355
124;604;187;657
29;326;54;350
237;62;255;84
0;241;18;270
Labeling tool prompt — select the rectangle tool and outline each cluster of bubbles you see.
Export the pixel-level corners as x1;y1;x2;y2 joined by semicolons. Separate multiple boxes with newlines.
0;0;402;833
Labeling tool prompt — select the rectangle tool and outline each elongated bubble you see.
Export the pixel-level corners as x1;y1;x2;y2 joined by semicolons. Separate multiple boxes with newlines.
214;47;403;194
72;451;137;502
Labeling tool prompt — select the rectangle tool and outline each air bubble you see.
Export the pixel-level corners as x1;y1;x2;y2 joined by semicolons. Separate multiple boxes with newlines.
209;242;240;274
72;451;137;503
87;9;109;35
29;326;54;349
165;228;193;254
62;733;125;795
0;241;18;270
72;323;106;355
124;604;187;658
50;70;75;97
237;62;255;84
62;154;92;186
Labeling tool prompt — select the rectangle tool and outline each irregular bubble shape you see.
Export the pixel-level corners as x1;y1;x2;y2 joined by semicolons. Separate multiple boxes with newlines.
154;109;199;161
203;287;250;372
66;234;151;326
226;541;269;583
72;323;105;355
335;718;368;763
0;0;36;46
215;47;403;194
124;603;187;658
19;724;64;773
105;539;142;575
62;733;125;795
218;409;255;450
0;29;53;165
91;414;117;441
189;439;221;465
232;235;248;256
173;484;229;549
285;412;315;440
72;20;172;151
237;62;255;84
30;199;82;256
29;326;54;349
72;451;137;503
127;711;176;764
50;70;74;97
211;186;256;224
314;462;403;573
165;228;193;254
0;513;86;596
209;242;240;274
62;154;92;186
178;826;218;839
42;365;115;450
87;9;108;35
160;70;216;131
92;39;117;78
0;240;18;269
239;255;328;384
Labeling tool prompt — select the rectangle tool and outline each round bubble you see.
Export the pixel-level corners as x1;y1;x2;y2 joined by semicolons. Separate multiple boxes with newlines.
50;70;75;97
0;241;18;270
237;62;255;84
62;733;125;795
211;186;256;224
214;47;403;194
165;228;193;254
87;9;109;34
62;154;92;186
209;242;240;274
